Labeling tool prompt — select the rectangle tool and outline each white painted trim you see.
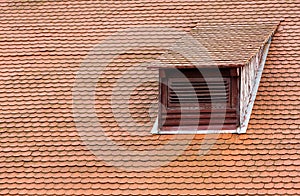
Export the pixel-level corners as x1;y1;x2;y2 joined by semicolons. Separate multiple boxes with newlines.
237;37;272;134
150;117;159;134
155;129;237;135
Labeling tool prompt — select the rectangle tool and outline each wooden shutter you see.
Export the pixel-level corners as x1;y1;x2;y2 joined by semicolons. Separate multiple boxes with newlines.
168;78;230;106
159;68;239;131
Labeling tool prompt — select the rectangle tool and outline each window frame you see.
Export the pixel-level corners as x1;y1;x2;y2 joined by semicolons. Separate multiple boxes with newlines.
158;68;240;132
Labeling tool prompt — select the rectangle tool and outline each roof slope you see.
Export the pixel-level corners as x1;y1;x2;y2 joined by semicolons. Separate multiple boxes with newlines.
154;22;279;68
0;0;300;195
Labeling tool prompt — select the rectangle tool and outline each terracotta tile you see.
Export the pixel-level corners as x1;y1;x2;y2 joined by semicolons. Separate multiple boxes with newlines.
0;0;299;195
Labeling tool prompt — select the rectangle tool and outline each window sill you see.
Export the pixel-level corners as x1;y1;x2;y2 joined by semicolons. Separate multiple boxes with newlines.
152;129;239;134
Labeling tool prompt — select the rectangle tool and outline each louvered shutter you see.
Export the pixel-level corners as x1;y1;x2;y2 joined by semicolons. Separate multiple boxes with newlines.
159;68;239;131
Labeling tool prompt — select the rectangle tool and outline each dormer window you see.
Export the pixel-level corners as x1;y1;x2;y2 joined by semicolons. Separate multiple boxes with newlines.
150;22;280;134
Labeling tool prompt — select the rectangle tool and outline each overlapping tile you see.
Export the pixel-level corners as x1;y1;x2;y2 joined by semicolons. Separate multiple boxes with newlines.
0;0;300;195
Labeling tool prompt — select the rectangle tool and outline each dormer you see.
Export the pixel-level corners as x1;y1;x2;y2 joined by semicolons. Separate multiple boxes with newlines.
150;22;280;134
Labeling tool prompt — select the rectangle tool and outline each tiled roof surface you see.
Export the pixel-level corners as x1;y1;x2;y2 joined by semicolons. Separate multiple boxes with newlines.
0;0;300;195
155;22;279;68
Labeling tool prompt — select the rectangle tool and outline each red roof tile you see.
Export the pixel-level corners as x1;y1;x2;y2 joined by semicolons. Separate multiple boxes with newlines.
0;0;300;195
